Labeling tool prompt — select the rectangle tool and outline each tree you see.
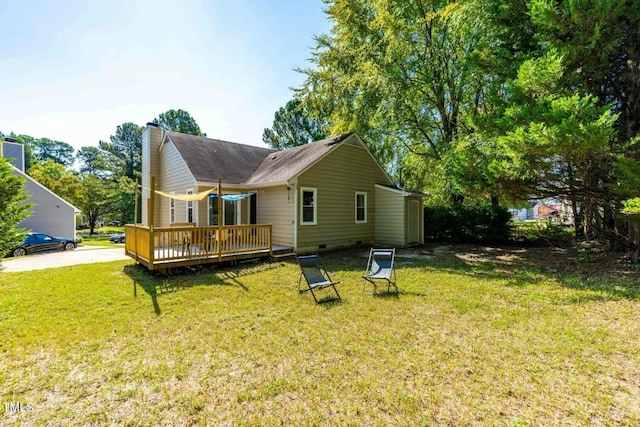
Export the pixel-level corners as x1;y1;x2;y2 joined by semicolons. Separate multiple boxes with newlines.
262;98;329;149
31;137;75;168
528;0;640;141
153;109;204;136
298;0;496;186
76;174;113;235
28;159;85;208
76;146;111;177
0;157;31;258
98;122;143;180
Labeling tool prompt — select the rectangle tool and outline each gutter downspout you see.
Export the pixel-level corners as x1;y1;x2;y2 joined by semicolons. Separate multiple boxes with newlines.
290;179;298;252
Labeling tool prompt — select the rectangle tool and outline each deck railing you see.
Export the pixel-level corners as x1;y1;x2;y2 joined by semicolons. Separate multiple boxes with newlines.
125;224;272;270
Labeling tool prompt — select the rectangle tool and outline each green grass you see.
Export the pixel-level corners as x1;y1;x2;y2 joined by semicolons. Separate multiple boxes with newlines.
1;245;639;425
77;227;125;247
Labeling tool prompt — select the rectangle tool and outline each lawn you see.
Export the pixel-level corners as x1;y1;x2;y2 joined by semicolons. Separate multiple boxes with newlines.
77;227;125;247
1;244;639;425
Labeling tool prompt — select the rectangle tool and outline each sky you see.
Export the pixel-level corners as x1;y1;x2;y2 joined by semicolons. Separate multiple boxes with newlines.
0;0;331;152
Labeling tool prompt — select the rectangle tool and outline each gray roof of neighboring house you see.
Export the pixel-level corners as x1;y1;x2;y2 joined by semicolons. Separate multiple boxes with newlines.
166;132;276;184
166;131;355;185
246;133;353;184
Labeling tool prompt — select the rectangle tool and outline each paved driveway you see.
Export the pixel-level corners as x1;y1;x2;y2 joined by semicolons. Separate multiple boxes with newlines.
1;245;131;272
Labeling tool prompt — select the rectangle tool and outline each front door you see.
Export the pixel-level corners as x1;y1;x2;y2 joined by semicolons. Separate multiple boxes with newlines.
408;200;420;244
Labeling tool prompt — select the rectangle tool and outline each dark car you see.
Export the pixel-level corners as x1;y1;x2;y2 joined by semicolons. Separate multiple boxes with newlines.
110;233;125;244
107;221;122;226
8;233;77;257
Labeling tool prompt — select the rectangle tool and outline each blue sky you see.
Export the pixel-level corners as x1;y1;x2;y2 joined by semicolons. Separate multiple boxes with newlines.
0;0;330;151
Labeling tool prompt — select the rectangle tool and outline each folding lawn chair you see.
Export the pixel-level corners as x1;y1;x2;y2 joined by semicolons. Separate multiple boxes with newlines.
362;248;397;294
297;255;341;303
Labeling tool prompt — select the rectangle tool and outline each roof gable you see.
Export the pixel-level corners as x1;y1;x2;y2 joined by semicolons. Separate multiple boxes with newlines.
246;133;355;184
11;165;80;212
166;132;275;184
163;130;394;187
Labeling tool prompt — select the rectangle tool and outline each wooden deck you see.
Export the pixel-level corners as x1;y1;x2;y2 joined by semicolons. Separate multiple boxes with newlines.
125;224;293;271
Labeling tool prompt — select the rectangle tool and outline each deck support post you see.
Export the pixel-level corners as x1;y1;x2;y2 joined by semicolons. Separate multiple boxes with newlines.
133;178;139;263
217;178;222;262
148;176;156;270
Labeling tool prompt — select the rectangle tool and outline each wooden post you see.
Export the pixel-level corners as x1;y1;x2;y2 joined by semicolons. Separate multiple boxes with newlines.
218;178;223;261
133;178;139;263
149;176;156;269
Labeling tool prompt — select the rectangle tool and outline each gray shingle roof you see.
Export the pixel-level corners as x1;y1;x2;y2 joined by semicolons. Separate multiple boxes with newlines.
167;131;354;185
246;133;353;184
166;132;276;184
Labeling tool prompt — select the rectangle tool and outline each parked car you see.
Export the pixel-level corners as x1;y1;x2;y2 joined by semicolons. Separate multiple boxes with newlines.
7;233;77;257
107;221;122;226
110;233;125;244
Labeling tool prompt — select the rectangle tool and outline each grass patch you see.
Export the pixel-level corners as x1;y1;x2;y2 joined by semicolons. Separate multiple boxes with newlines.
77;227;124;247
1;245;639;425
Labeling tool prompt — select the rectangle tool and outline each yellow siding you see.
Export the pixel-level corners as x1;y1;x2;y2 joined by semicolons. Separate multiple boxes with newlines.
254;185;294;246
375;187;406;246
296;144;391;253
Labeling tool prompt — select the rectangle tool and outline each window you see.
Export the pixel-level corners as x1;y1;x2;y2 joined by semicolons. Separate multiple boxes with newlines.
170;193;175;223
186;189;194;223
209;196;239;225
224;199;237;225
301;187;317;225
355;192;367;223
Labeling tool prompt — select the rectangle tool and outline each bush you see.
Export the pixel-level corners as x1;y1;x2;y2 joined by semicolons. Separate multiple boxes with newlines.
520;221;574;246
424;201;512;243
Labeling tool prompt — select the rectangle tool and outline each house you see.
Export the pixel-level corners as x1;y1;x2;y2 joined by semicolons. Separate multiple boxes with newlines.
1;139;79;239
136;123;423;262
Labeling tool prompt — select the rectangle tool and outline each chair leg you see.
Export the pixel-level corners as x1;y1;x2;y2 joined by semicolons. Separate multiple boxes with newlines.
309;288;319;303
332;284;341;300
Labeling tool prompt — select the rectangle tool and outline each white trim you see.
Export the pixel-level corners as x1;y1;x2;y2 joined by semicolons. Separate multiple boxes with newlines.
162;133;198;184
198;180;289;189
355;191;367;224
186;188;195;223
375;183;411;197
300;187;317;226
158;127;168;152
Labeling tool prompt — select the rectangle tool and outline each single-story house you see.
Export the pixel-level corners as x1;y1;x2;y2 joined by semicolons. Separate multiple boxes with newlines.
140;123;424;254
1;139;79;239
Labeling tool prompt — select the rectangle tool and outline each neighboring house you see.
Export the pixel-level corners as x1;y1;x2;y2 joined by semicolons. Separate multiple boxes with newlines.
510;199;574;225
535;198;574;225
1;140;79;239
141;123;424;253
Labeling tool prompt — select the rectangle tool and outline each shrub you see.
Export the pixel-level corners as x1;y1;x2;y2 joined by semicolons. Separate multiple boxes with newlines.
424;201;512;243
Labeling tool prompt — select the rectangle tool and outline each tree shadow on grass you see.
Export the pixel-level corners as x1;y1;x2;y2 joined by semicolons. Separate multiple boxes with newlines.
123;261;285;314
414;244;640;301
312;244;640;301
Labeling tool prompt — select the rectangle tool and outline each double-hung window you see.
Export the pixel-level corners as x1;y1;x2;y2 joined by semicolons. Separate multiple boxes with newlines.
186;189;194;223
170;193;175;223
301;187;317;225
355;192;367;223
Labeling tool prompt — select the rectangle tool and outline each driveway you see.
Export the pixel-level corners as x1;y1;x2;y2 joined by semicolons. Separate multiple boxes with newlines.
1;245;131;273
